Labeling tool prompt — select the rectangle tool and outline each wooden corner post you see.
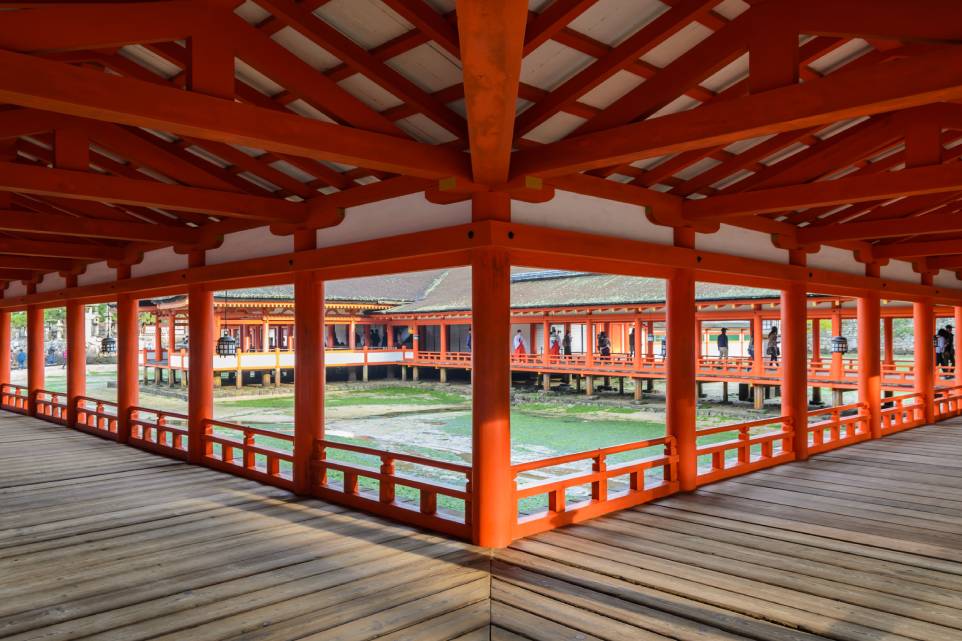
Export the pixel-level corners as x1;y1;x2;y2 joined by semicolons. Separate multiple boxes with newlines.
116;294;139;443
293;270;325;495
188;286;214;465
913;299;935;423
471;245;513;547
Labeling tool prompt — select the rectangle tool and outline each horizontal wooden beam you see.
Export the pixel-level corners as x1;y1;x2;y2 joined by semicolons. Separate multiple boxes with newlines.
0;269;41;281
0;238;127;261
873;239;962;260
0;162;309;223
797;208;962;244
510;46;962;178
0;255;77;272
684;164;962;221
0;209;202;244
0;1;198;53
0;49;471;180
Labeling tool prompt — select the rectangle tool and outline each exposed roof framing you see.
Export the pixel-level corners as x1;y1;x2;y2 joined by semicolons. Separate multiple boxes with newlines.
2;0;962;287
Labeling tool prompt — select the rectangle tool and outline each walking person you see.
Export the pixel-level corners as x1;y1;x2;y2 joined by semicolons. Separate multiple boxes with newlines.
562;331;572;357
766;326;779;364
16;349;25;370
598;331;611;360
628;327;635;357
717;327;729;368
512;329;526;355
945;325;955;367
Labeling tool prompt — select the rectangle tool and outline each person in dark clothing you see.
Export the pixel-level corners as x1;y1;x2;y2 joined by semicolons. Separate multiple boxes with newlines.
628;328;635;356
562;332;572;356
766;326;779;364
717;327;729;360
598;331;611;359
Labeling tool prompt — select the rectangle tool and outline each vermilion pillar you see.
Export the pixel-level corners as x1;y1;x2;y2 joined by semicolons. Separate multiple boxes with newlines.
956;307;962;387
471;247;512;547
666;267;696;491
66;300;85;428
913;300;935;423
883;317;894;365
293;271;324;496
858;292;882;438
26;305;43;416
810;318;820;364
116;294;139;444
0;309;9;388
188;286;214;465
751;310;764;375
781;282;809;459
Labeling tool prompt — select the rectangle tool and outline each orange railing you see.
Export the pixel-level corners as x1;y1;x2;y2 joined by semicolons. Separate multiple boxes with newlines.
880;391;926;435
34;389;68;425
314;439;472;539
74;396;119;439
202;418;294;490
129;406;189;460
1;383;29;413
807;402;870;454
511;436;678;538
695;415;793;485
934;385;962;421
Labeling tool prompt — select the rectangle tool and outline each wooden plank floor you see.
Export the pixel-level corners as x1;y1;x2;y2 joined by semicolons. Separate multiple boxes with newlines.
0;412;490;641
493;418;962;641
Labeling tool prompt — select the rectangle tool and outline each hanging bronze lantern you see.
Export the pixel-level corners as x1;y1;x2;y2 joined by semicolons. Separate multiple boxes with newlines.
831;335;848;354
100;334;116;355
216;332;237;356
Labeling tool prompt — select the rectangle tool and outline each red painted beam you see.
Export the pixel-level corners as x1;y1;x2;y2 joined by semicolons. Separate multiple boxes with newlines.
0;162;309;223
0;49;470;180
798;209;962;244
0;238;127;261
0;209;201;244
684;164;962;221
456;0;528;185
511;46;962;178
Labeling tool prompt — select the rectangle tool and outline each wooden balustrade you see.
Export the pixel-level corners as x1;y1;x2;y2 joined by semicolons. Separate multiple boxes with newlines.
511;437;678;539
695;416;793;485
880;391;927;435
73;396;119;439
34;389;68;425
0;384;29;413
128;406;189;460
934;385;962;420
201;418;295;490
313;438;472;539
806;402;870;454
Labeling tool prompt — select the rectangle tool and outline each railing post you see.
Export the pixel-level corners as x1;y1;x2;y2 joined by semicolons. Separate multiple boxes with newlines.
116;293;139;444
781;271;809;460
293;268;325;496
0;309;9;395
188;284;214;465
666;229;697;491
913;299;935;423
471;244;513;547
26;304;43;417
858;276;882;438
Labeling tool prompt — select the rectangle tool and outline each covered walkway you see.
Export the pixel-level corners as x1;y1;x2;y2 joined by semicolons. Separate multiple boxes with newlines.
0;412;489;641
4;410;962;640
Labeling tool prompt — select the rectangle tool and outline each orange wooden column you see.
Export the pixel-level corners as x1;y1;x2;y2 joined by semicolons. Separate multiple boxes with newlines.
857;276;882;439
810;318;821;364
471;246;513;547
913;299;935;423
781;280;809;459
666;266;696;491
116;294;139;443
187;285;214;465
956;306;962;387
751;308;764;375
0;308;9;388
65;299;85;428
293;270;325;495
883;317;895;365
26;304;43;417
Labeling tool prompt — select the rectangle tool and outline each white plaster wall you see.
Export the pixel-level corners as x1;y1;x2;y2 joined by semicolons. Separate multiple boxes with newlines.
807;245;863;277
36;273;66;294
880;259;920;284
78;261;115;287
512;190;674;245
6;282;26;298
315;193;471;248
934;269;961;289
207;226;293;265
696;224;787;264
133;247;188;278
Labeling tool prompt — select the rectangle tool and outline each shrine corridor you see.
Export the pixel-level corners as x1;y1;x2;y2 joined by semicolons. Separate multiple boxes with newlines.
3;412;962;641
